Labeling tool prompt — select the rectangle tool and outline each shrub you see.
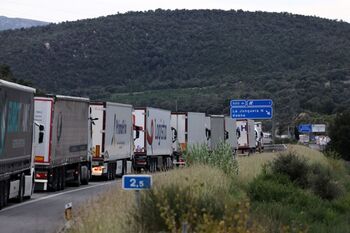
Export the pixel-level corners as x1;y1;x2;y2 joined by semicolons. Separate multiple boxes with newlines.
327;111;350;161
269;152;309;187
248;173;297;202
128;165;263;233
308;164;344;200
184;143;238;176
323;150;342;160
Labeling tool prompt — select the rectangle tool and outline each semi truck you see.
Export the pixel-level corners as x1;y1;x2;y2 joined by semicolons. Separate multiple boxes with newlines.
89;102;133;180
0;79;41;209
254;122;264;152
33;95;91;191
236;119;256;153
210;115;238;152
225;117;239;152
171;112;209;164
205;116;211;148
210;115;226;150
133;107;172;172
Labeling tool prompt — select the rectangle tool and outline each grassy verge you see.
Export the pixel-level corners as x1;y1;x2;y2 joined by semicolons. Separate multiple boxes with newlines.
236;144;328;183
248;148;350;233
67;144;350;233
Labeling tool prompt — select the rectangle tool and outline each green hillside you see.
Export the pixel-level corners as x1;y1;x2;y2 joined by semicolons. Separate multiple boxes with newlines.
0;10;349;128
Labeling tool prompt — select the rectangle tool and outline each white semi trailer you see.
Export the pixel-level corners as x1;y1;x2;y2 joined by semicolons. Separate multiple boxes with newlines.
0;79;42;209
171;112;209;150
33;95;91;191
210;115;226;150
89;102;133;179
171;112;210;163
225;117;239;152
236;119;256;153
254;122;264;152
210;115;238;152
133;107;172;172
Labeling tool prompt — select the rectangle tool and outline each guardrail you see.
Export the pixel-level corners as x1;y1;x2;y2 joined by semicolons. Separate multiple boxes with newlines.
263;144;287;152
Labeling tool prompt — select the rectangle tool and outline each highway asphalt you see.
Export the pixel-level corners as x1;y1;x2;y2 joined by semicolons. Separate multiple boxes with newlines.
0;180;121;233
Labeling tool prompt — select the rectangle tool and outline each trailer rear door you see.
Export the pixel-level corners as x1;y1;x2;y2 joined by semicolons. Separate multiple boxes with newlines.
34;97;53;164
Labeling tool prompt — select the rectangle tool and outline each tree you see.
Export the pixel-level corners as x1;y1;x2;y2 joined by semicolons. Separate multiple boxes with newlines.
327;111;350;160
0;64;14;81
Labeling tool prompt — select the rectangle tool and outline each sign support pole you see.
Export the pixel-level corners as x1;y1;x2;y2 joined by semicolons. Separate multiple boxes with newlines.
135;190;141;208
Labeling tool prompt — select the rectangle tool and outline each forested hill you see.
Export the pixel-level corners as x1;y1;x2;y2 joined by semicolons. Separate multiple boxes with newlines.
0;10;349;128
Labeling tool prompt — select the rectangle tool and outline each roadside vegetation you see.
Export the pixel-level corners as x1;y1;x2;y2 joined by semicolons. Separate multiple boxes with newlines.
67;144;350;233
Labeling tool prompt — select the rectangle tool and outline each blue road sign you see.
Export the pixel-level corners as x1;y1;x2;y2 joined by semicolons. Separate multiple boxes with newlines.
298;124;312;133
230;100;246;107
122;175;152;190
231;106;273;119
246;99;273;107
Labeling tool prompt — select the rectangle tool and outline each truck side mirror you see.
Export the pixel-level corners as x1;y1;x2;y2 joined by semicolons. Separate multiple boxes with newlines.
134;125;141;140
236;128;241;139
171;127;177;143
39;124;45;143
205;128;211;140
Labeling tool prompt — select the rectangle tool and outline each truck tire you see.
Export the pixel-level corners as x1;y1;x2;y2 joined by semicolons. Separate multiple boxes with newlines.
58;167;66;191
4;180;9;207
49;168;58;192
57;168;62;191
0;180;9;209
72;164;81;187
61;167;66;190
80;165;89;185
112;163;116;180
0;180;5;209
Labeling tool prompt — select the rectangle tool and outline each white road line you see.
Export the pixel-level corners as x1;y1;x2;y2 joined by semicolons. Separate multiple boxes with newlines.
0;180;121;213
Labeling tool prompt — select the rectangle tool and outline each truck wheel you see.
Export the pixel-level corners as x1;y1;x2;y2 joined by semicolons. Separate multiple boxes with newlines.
4;180;9;207
111;162;116;180
112;163;116;180
49;169;58;192
59;167;66;190
80;165;89;185
61;167;66;190
74;168;81;187
0;180;5;209
57;168;62;191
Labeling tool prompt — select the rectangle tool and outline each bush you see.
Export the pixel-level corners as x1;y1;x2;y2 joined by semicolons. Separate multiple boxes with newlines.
269;152;309;187
128;165;263;233
327;111;350;161
248;173;297;202
184;143;238;176
308;164;344;200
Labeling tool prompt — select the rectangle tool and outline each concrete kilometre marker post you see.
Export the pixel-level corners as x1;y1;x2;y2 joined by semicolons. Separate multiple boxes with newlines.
64;202;73;221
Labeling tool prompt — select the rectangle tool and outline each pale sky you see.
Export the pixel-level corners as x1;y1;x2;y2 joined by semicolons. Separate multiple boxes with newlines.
0;0;349;23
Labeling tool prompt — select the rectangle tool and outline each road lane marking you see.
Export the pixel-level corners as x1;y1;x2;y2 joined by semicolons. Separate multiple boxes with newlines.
0;180;121;213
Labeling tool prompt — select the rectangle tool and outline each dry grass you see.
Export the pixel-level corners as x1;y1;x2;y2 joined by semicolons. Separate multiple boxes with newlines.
237;144;329;183
67;165;239;233
67;183;134;233
67;144;330;233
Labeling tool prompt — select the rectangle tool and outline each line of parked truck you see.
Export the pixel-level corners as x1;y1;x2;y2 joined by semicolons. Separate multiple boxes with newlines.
0;79;264;209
